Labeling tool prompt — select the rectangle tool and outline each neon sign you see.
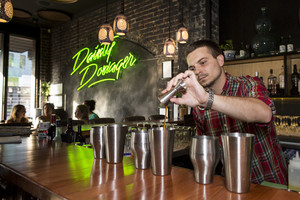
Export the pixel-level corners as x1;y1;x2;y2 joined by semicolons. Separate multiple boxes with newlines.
71;36;137;90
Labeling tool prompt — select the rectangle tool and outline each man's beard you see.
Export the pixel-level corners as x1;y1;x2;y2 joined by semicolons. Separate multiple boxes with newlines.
197;68;222;89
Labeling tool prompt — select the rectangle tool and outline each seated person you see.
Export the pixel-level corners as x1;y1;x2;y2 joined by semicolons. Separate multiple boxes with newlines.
6;104;29;123
75;104;89;124
36;103;60;127
83;100;99;120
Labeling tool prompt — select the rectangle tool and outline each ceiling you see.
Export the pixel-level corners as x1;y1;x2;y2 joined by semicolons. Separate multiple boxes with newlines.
11;0;112;27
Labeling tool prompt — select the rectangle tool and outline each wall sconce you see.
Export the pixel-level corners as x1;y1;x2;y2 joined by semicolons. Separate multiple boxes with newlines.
113;0;129;35
176;0;188;44
163;0;175;57
98;0;114;44
0;0;13;23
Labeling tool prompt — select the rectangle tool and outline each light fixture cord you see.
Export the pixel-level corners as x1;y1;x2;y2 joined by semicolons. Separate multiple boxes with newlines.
168;0;171;38
121;0;125;14
181;0;184;26
105;0;108;22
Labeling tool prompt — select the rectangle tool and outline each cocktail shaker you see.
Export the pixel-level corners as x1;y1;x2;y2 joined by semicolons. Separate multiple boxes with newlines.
158;79;186;106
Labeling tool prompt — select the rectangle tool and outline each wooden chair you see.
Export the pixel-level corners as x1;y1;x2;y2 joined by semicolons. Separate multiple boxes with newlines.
122;116;145;122
71;120;85;125
88;118;115;124
148;115;165;120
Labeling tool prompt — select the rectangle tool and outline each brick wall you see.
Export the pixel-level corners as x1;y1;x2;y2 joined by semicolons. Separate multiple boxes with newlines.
39;0;219;116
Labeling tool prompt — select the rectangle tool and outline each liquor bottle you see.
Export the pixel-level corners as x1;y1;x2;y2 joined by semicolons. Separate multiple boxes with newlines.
47;114;56;140
76;125;85;143
268;69;277;96
287;35;294;53
278;65;285;96
65;118;75;143
279;36;286;53
291;64;300;96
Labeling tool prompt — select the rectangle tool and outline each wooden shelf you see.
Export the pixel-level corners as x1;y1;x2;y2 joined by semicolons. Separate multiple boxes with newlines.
224;52;300;65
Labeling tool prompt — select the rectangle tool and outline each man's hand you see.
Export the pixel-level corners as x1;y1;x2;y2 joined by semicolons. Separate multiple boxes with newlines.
161;70;209;108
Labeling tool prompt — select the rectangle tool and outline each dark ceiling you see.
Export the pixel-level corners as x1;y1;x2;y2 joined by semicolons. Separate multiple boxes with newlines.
11;0;112;27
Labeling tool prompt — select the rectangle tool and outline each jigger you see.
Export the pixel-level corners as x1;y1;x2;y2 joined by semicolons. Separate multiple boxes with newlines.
158;79;186;106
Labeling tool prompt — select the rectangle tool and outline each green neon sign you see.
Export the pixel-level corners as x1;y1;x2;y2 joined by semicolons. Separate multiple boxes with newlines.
71;36;137;90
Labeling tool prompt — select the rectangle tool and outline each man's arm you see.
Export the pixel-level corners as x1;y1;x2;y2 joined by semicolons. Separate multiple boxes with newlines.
164;71;273;124
212;95;272;123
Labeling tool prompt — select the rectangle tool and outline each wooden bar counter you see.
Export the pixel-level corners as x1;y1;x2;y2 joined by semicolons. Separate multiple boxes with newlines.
0;136;299;200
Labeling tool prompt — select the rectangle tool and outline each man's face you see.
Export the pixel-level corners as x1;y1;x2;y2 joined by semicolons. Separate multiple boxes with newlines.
187;47;223;88
44;106;52;116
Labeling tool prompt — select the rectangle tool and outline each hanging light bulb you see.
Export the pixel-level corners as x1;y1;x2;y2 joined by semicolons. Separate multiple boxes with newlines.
164;0;175;57
98;23;114;44
98;0;114;44
113;0;129;35
163;38;176;57
0;0;13;23
176;0;188;44
176;26;189;44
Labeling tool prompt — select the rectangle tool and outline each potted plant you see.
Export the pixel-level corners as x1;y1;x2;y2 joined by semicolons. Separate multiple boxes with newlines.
41;81;50;102
220;40;236;60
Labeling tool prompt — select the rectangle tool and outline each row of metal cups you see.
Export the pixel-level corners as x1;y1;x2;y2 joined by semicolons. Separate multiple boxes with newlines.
90;124;175;175
90;124;255;194
191;133;255;194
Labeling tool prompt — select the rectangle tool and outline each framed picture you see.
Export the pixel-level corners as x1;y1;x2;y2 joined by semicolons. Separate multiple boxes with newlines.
162;60;173;78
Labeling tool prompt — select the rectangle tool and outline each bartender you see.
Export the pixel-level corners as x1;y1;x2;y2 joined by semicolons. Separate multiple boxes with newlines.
162;39;287;185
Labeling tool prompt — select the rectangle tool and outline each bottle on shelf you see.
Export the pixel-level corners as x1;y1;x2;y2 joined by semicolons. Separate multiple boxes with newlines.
239;42;246;58
287;35;294;53
268;69;277;96
278;65;285;96
291;64;300;96
279;36;286;53
47;114;56;140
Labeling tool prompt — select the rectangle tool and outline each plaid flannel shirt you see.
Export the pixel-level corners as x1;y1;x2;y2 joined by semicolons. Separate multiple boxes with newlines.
193;73;288;185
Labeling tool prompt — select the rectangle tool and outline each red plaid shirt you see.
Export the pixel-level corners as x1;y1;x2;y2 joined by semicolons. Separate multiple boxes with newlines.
193;73;288;185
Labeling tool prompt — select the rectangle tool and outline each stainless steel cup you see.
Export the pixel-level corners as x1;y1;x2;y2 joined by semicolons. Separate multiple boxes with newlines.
104;124;128;163
131;130;150;169
190;135;220;184
90;126;106;159
148;127;175;176
221;132;255;193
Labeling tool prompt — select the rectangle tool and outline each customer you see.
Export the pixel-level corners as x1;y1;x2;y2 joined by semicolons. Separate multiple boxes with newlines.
6;104;29;123
36;103;60;127
75;104;89;124
162;40;287;185
83;100;99;120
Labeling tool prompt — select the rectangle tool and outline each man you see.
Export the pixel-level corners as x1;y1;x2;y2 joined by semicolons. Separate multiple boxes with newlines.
162;40;287;185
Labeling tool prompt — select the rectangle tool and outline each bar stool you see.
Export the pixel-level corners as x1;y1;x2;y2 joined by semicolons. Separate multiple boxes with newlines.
88;118;115;124
122;116;145;122
148;115;165;120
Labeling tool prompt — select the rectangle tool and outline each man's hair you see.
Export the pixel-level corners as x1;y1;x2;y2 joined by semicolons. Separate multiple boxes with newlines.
185;39;223;59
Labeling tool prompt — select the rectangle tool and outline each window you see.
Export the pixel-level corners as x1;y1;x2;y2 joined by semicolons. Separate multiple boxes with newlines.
0;35;36;121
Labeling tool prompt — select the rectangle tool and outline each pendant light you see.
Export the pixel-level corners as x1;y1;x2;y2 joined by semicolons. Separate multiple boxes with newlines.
98;0;114;44
163;0;176;57
176;0;188;44
113;0;129;35
0;0;13;23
